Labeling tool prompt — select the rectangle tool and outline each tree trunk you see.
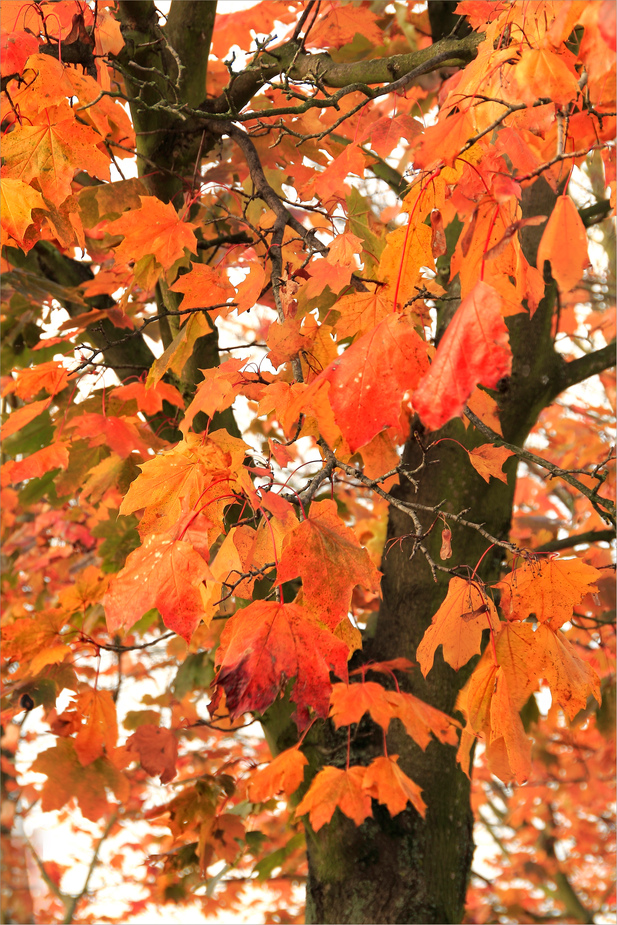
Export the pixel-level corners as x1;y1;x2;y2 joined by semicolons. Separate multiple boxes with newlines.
301;181;562;924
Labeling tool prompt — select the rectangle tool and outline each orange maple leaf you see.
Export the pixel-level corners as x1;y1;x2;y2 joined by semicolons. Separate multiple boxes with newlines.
330;682;459;751
417;577;500;676
363;755;427;817
248;747;308;803
32;738;128;822
0;178;45;248
2;102;110;204
1;399;51;440
497;556;601;629
307;4;384;49
106;196;198;271
467;443;514;483
119;430;247;536
180;358;246;436
536;195;590;293
535;624;601;720
0;31;39;76
515;48;580;107
333;289;392;340
4;360;68;399
74;688;118;766
378;222;434;304
104;534;213;641
456;651;532;784
112;380;184;416
310;145;366;201
295;765;371;830
1;442;69;487
170;263;235;316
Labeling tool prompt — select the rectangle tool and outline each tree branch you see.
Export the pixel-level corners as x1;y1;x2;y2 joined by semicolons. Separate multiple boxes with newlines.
201;32;483;118
62;813;118;925
465;408;616;525
559;342;616;392
166;1;217;108
534;529;615;553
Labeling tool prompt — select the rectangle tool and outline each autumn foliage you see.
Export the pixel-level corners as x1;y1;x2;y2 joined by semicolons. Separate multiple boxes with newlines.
1;1;615;923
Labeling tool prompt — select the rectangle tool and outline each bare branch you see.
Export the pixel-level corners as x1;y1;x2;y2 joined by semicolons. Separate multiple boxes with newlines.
465;408;616;525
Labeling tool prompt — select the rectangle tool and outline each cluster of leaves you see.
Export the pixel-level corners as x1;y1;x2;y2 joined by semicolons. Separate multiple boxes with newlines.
1;1;615;922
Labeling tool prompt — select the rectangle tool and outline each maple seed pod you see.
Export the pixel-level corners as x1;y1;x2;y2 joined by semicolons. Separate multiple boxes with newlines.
440;527;452;560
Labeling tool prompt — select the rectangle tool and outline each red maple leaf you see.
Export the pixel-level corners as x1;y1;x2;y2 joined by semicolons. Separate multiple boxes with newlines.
413;281;512;431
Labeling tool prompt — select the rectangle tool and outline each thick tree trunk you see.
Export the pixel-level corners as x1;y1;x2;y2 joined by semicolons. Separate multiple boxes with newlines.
302;180;561;924
303;417;517;924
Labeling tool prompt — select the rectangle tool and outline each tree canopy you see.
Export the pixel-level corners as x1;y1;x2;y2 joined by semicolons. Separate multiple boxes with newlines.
1;1;615;923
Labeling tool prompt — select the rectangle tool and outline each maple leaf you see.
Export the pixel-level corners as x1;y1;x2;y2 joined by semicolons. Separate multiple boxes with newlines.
170;263;235;316
307;4;383;48
310;146;366;201
515;48;580;107
112;380;184;416
4;361;68;399
248;747;308;802
0;31;39;76
65;413;151;459
310;313;429;452
295;765;371;830
456;656;532;784
74;688;118;766
104;534;212;641
333;289;392;340
417;577;501;676
413;281;512;431
118;430;247;536
330;682;459;751
180;358;246;436
535;625;601;720
212;600;350;728
1;102;110;204
233;260;266;314
276;499;381;627
329;681;398;731
326;232;363;266
57;565;109;615
31;738;129;822
301;258;353;301
498;557;601;629
467;444;514;483
2;442;69;486
1;398;51;440
360;114;421;158
377;222;434;303
0;178;45;248
106;197;198;271
126;724;178;783
536;195;590;293
363;755;427;818
385;691;460;750
414;111;477;170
